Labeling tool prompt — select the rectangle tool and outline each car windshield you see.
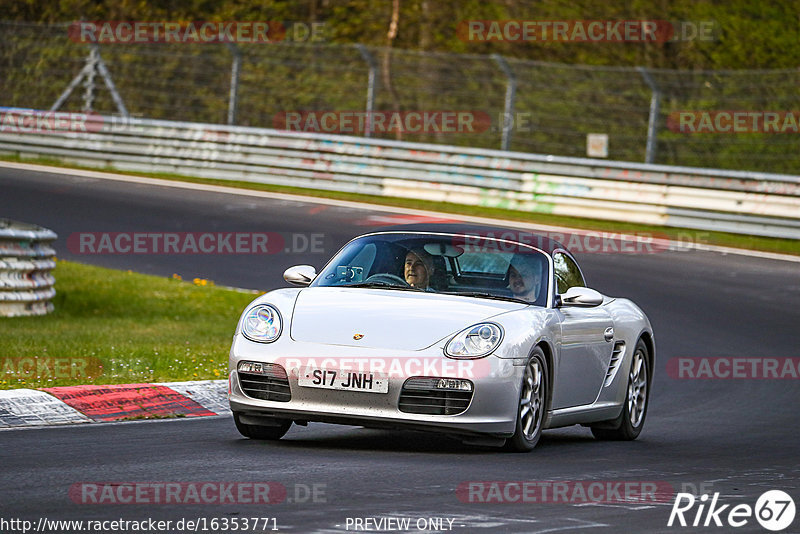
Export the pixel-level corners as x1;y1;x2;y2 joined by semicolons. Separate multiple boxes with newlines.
311;232;550;306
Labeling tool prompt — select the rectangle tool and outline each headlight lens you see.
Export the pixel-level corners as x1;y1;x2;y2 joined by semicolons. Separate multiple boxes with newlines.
445;323;503;358
241;305;282;343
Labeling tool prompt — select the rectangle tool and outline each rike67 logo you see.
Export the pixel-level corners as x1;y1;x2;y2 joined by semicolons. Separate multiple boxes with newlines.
668;490;795;531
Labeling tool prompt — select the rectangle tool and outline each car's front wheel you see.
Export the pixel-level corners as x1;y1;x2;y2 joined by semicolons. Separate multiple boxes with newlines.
233;413;292;440
591;338;650;441
505;347;548;452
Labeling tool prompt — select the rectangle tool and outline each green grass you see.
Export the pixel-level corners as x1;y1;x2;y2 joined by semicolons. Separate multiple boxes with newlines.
0;261;257;390
3;153;798;256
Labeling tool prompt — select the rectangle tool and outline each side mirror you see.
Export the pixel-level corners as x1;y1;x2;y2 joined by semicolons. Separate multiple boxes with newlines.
283;265;316;286
559;286;604;307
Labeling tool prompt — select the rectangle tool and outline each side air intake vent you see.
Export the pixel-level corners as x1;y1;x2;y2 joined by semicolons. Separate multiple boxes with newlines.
604;342;626;387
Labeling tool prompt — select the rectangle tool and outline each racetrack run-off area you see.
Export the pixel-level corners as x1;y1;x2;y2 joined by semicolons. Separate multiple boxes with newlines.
1;164;799;533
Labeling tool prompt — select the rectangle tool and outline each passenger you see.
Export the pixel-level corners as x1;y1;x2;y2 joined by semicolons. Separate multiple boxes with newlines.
404;249;435;289
507;255;544;301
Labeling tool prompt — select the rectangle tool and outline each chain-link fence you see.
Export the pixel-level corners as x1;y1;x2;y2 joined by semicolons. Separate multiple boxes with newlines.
1;22;798;174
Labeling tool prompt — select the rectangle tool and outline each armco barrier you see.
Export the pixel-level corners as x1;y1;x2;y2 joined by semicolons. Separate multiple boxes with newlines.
0;219;57;317
0;110;799;239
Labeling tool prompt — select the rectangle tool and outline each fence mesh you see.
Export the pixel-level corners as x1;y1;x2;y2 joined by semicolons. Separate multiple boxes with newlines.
1;22;798;173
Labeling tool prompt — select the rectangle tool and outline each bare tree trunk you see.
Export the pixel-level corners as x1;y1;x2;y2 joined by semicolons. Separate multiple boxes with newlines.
419;0;431;50
381;0;402;140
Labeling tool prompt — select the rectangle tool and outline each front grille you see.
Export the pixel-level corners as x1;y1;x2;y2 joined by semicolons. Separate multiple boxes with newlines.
398;377;473;415
238;363;291;402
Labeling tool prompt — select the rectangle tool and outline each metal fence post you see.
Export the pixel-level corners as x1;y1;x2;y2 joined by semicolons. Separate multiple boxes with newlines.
51;44;128;117
82;46;98;112
227;43;242;125
50;62;90;112
95;44;129;118
637;67;661;164
492;54;517;152
357;44;378;138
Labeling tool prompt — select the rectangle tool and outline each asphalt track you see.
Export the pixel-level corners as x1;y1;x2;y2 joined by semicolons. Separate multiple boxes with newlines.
1;166;799;533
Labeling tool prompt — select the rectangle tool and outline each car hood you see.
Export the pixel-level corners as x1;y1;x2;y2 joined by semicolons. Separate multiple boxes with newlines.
290;287;526;350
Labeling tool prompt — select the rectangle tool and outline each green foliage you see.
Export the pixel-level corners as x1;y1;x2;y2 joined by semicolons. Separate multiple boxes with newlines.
2;0;797;69
0;2;798;171
0;261;257;389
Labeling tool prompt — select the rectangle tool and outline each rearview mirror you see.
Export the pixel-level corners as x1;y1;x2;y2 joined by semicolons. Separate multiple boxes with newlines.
423;242;463;257
283;265;316;286
559;286;604;307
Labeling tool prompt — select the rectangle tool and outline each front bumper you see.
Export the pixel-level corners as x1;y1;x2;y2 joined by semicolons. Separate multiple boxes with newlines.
228;335;525;437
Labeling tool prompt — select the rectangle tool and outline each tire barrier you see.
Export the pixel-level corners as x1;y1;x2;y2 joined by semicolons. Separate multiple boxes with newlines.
0;219;57;317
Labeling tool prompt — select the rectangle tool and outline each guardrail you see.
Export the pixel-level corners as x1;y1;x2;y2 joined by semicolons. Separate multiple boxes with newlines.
0;219;57;317
1;110;799;239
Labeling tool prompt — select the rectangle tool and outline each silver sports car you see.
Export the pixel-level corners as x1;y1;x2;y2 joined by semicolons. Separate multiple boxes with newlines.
228;224;654;451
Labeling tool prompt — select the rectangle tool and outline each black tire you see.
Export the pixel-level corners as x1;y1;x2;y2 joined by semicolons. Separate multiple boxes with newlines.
591;338;650;441
233;412;292;440
505;347;548;452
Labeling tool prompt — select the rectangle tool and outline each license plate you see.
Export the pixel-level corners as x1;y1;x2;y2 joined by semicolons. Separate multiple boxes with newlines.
297;368;389;394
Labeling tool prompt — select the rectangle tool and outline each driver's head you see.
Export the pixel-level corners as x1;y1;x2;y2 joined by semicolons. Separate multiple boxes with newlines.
507;254;544;300
404;249;434;288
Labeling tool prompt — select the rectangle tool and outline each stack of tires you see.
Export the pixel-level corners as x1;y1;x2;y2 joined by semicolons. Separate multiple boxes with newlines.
0;219;57;317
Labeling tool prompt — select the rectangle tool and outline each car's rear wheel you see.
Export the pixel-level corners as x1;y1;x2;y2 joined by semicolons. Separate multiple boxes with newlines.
233;412;292;440
591;339;649;441
505;347;548;452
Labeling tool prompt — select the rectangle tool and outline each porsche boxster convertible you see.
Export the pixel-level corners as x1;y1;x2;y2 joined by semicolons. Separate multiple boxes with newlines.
228;224;654;451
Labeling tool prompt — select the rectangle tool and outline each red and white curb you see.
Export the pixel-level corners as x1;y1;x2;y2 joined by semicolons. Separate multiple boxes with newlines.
0;380;229;428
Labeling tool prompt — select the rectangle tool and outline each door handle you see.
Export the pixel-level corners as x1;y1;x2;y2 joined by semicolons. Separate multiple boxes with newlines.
604;327;614;342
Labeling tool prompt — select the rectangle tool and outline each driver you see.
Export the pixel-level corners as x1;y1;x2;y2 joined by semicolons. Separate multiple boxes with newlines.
507;254;544;301
404;249;435;289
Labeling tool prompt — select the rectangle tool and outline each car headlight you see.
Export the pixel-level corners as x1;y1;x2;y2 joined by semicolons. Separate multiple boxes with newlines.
445;323;503;358
241;304;282;343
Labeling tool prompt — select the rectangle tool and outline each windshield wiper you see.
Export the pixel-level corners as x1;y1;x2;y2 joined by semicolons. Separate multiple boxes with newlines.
442;291;530;304
345;282;425;292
